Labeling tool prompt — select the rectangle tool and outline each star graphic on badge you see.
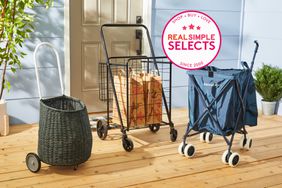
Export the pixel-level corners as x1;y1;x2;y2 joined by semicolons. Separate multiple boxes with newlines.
182;25;187;30
197;26;201;30
189;24;194;30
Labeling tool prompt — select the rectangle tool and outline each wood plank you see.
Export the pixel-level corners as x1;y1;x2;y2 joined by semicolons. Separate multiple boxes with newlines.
125;158;282;188
0;112;281;188
5;133;282;187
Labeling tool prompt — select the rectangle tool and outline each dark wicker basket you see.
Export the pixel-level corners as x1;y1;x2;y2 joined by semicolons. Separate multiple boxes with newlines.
38;95;92;166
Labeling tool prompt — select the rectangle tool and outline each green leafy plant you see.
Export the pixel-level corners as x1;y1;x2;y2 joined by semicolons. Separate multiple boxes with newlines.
254;64;282;101
0;0;53;100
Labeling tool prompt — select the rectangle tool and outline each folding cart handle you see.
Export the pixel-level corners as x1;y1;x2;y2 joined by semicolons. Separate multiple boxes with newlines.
33;42;64;99
250;40;259;71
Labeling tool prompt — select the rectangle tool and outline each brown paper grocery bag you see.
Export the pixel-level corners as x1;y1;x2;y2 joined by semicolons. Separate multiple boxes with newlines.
141;72;162;125
112;70;145;128
112;71;127;127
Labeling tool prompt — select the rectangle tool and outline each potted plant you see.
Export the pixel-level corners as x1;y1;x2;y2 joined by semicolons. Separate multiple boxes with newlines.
254;64;282;115
0;0;52;136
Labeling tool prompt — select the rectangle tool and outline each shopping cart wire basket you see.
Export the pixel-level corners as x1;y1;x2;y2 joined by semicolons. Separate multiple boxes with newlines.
178;40;259;167
97;24;177;152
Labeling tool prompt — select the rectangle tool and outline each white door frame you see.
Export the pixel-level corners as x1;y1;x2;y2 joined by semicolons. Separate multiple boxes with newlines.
64;0;152;96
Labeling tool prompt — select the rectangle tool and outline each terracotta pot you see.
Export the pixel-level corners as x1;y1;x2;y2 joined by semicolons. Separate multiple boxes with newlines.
0;99;9;136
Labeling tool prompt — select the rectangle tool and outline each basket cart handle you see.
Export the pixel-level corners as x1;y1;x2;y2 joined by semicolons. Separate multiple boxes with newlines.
33;42;64;99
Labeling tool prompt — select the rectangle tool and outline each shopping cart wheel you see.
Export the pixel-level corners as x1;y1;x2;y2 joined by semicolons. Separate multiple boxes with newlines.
97;120;108;140
183;144;195;158
178;142;186;155
170;129;178;142
221;150;232;165
228;152;240;167
26;153;41;173
205;132;213;143
149;124;160;133
122;137;134;152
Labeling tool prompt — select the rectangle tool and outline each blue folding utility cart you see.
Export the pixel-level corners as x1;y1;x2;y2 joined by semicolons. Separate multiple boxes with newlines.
178;41;259;167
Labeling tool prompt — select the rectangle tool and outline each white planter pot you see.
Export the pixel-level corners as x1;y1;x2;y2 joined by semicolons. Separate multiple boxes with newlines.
278;100;282;116
0;99;9;136
261;100;277;116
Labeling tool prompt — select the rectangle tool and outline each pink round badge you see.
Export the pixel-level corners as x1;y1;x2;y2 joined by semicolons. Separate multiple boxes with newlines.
162;10;222;70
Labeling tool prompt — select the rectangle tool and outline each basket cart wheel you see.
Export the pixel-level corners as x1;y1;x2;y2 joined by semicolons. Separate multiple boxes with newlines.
183;144;196;158
149;124;160;133
122;137;134;152
73;165;78;171
178;142;186;155
170;129;178;142
97;120;108;140
228;152;240;167
26;153;41;173
239;136;252;150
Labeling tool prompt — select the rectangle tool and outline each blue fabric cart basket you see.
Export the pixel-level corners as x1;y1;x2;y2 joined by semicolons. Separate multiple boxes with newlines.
188;67;258;136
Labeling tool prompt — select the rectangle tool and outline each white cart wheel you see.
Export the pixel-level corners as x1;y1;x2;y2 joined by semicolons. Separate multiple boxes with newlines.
200;132;206;143
221;150;231;164
228;152;240;167
245;137;253;150
239;136;246;149
184;144;195;158
178;142;185;155
205;132;213;143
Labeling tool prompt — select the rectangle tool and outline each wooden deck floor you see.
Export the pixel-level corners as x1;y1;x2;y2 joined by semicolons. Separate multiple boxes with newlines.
1;109;282;188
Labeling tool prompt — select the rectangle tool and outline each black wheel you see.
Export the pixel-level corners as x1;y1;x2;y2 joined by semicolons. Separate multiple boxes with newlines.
122;138;134;152
97;120;108;140
26;153;41;173
149;124;160;133
170;129;178;142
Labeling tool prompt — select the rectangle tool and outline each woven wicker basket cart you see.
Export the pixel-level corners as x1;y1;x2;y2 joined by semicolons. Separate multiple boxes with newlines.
25;42;93;173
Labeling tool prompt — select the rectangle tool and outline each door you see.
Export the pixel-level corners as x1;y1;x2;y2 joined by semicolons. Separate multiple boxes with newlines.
70;0;145;112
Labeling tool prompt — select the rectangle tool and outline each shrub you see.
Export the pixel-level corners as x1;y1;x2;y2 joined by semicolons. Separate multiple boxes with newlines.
254;64;282;101
0;0;53;99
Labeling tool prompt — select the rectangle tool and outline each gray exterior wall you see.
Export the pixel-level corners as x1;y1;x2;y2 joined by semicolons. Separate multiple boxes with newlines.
3;0;64;124
151;0;243;108
241;0;282;115
6;0;243;124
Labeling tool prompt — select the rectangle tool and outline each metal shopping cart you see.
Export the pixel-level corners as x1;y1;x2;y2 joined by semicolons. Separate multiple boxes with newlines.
178;41;259;167
94;24;177;152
